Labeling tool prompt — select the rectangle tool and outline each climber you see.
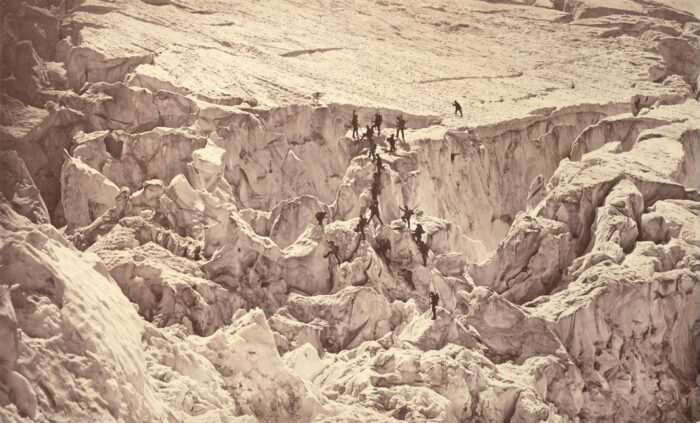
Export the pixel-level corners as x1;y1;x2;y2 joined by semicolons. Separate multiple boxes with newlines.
315;210;327;227
396;115;406;142
412;223;425;243
324;240;342;263
371;180;381;202
429;290;440;320
368;199;383;225
453;100;463;117
418;240;430;266
372;110;383;135
376;154;383;174
351;110;360;139
386;134;397;153
368;136;378;161
354;214;369;241
375;237;391;263
362;124;374;141
400;205;415;229
192;245;202;261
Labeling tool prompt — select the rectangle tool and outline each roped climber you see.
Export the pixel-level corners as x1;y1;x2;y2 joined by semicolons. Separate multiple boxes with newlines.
354;214;369;241
315;210;327;227
400;205;415;230
323;240;342;263
429;290;440;320
412;223;425;243
351;110;360;139
368;136;378;161
396;115;406;142
368;199;383;225
373;110;383;135
386;134;397;153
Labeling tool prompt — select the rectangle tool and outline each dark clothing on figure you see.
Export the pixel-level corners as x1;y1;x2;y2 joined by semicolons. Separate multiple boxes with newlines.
351;111;360;139
413;223;425;243
375;238;391;263
371;179;381;200
396;116;406;142
368;139;377;161
429;291;440;320
315;211;327;226
324;242;341;263
400;207;414;229
373;112;383;135
387;134;397;153
368;201;383;225
355;215;368;241
453;101;463;117
418;240;429;266
362;125;373;142
376;155;383;173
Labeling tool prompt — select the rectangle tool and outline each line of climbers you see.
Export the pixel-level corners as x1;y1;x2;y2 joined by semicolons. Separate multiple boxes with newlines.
314;109;441;319
351;110;407;153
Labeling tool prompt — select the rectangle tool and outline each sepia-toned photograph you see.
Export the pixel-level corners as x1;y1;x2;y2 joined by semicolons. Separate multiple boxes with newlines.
1;0;699;421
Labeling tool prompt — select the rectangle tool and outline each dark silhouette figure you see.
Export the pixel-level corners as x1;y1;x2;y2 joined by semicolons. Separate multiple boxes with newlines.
399;268;415;290
192;245;202;261
400;206;415;229
376;154;383;173
354;215;368;241
418;240;430;266
315;211;327;226
368;200;383;225
324;240;341;263
373;111;383;135
368;138;377;161
429;291;440;320
371;178;381;200
396;115;406;142
413;223;425;243
362;125;374;141
375;237;391;263
351;110;360;139
386;134;397;153
453;100;463;117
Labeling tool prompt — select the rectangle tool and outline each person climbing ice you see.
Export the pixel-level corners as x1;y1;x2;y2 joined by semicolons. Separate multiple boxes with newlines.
418;239;429;266
395;115;406;142
362;124;374;141
429;290;440;320
386;134;397;153
354;214;369;241
323;240;342;263
375;154;383;174
368;136;378;161
315;210;327;227
371;175;381;200
375;237;391;264
453;100;463;117
368;199;383;225
372;110;383;135
351;110;360;139
400;205;414;230
412;223;425;243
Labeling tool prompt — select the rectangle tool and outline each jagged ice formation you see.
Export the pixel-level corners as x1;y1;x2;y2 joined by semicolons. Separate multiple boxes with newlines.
1;0;700;422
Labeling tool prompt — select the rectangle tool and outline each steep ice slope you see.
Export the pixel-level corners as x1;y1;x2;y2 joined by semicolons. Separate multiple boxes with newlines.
1;0;700;422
